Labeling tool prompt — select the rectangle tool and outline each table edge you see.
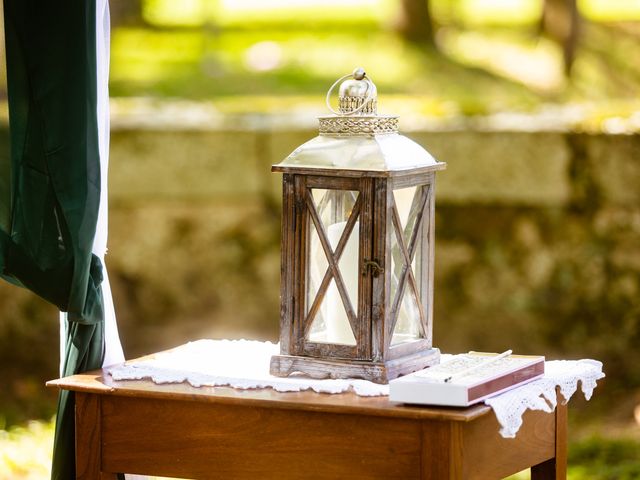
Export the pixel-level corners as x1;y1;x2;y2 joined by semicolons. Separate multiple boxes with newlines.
47;370;491;423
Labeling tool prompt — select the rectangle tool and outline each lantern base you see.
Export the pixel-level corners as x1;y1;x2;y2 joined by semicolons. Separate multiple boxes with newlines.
270;348;440;384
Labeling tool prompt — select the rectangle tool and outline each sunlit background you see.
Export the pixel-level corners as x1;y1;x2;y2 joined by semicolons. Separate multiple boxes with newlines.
1;0;640;478
101;0;640;123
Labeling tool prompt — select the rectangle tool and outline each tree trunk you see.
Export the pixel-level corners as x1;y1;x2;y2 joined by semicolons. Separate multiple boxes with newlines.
397;0;435;47
540;0;581;76
110;0;145;28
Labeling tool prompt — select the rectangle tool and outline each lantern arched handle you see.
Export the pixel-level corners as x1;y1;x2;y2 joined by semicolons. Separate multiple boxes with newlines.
325;71;376;116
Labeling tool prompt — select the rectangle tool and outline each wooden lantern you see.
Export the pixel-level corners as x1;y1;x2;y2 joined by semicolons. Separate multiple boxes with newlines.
270;68;446;383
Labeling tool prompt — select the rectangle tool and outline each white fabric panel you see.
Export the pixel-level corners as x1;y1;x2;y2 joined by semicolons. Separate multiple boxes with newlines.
62;0;125;373
93;0;110;257
95;0;124;368
59;314;66;377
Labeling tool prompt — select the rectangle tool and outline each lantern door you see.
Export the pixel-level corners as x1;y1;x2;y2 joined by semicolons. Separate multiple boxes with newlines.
384;173;435;360
293;175;373;361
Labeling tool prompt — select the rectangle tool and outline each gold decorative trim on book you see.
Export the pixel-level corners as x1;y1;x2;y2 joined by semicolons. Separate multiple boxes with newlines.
318;115;399;136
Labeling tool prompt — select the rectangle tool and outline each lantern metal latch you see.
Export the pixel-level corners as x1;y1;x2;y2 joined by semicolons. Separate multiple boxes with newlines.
363;259;384;277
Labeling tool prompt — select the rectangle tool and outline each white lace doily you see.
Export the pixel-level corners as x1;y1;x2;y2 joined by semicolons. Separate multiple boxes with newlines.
109;339;388;396
485;358;604;437
108;339;604;437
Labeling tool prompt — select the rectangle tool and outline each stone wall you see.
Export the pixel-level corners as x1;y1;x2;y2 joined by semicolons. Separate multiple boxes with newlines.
1;122;638;422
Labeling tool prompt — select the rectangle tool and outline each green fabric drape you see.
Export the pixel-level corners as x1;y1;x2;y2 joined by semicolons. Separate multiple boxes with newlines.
1;1;106;479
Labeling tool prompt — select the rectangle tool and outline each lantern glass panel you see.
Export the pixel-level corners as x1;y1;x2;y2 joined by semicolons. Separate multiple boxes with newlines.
391;283;423;345
307;219;329;310
306;188;360;346
389;185;428;345
307;278;357;345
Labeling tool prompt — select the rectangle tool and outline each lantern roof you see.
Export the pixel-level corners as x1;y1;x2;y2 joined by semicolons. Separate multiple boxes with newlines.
273;68;446;177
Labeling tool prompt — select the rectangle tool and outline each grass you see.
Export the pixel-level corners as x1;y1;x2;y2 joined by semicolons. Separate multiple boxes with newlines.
2;417;639;480
568;436;640;480
109;26;542;115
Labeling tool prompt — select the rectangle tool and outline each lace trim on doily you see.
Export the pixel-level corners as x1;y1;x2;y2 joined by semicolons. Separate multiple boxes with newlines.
485;359;605;438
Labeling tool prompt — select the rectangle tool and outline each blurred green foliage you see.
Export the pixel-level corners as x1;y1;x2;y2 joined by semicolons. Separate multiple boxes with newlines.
107;0;640;114
110;27;541;115
138;0;640;28
0;418;54;480
568;436;640;480
142;0;395;28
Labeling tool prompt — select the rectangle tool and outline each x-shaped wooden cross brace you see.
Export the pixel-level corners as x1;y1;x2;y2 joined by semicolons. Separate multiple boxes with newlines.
387;186;430;346
303;189;362;340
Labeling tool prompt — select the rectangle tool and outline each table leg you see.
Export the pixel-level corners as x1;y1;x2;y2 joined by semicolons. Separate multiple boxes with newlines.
420;421;463;479
75;392;118;480
531;399;567;480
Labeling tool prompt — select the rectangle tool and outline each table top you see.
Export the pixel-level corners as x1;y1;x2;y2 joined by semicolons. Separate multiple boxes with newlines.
47;362;491;423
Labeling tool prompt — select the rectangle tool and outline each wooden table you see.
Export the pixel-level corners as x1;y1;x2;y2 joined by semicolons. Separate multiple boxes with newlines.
48;367;567;480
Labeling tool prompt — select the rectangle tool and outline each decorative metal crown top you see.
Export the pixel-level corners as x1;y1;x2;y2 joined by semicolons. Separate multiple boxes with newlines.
274;66;442;172
319;67;398;137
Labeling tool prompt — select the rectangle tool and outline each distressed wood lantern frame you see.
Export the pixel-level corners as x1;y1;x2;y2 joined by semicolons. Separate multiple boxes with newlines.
270;69;446;383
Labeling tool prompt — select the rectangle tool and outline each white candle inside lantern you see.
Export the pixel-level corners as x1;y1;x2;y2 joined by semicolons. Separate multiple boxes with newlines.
324;220;359;345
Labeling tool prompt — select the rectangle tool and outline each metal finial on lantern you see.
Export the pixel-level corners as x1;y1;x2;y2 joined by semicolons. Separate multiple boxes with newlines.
270;68;446;383
326;67;378;116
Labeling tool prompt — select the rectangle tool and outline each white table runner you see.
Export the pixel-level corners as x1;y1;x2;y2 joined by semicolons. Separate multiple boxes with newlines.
108;339;604;438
